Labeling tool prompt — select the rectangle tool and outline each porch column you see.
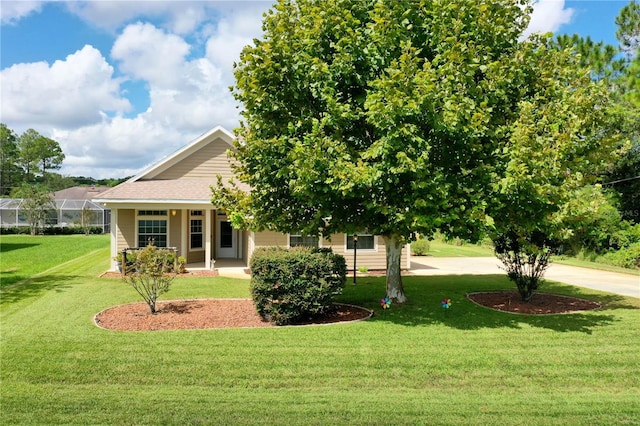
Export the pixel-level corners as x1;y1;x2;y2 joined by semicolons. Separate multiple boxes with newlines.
110;208;118;271
180;209;188;259
205;209;213;269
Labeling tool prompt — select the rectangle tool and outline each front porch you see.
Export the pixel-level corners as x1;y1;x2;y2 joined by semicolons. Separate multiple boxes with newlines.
185;258;250;278
106;206;250;272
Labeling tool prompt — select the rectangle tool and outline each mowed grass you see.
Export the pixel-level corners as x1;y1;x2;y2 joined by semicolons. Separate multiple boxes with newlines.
1;236;639;425
426;239;494;257
0;234;110;288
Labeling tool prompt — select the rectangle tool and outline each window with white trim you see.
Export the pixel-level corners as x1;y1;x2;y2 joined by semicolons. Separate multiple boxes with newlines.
346;234;375;250
289;233;319;248
137;210;167;247
190;210;203;250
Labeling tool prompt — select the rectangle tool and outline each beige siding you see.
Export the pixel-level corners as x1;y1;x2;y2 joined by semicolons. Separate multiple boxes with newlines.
187;250;205;264
325;234;387;270
248;232;408;271
241;231;250;262
153;138;235;180
253;231;288;248
116;209;136;250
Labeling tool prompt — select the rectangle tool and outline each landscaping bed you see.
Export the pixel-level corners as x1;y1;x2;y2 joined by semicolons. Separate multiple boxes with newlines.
95;292;600;331
95;299;373;331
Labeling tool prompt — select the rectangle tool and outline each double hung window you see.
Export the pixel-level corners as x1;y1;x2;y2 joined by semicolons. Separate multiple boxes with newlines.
190;210;203;249
289;234;319;248
137;210;167;247
346;234;375;250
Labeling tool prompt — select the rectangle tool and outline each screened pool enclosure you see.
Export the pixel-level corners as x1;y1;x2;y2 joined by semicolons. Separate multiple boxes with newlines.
0;198;110;233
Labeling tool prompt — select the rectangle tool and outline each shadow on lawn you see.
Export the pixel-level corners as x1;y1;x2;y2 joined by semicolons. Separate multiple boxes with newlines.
0;274;75;305
340;275;636;335
0;242;40;253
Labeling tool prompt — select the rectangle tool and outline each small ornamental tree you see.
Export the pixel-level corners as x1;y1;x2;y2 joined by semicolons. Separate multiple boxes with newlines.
486;33;618;302
493;231;556;302
123;245;177;314
13;184;56;236
80;207;98;236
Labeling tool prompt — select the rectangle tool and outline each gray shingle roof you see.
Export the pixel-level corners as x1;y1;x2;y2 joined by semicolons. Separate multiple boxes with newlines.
94;179;216;202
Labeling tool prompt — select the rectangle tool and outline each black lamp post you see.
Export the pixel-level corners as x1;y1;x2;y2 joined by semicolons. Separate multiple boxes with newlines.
353;234;358;284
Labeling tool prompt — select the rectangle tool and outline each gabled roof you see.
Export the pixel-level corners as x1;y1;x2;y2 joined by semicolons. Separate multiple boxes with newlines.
92;179;219;204
94;126;243;205
129;125;235;182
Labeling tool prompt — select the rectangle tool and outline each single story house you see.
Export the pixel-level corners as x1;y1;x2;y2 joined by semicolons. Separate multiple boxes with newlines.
94;126;410;272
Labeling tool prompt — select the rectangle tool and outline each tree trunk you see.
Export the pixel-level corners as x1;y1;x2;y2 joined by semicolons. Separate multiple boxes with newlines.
383;234;407;303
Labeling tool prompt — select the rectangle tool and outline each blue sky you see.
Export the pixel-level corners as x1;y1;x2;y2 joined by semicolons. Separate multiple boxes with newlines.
0;1;631;179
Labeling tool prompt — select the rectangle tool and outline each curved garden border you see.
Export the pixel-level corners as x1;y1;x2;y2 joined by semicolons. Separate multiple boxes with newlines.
466;291;602;315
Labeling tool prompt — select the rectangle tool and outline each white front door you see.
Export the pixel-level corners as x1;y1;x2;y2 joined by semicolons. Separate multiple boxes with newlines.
216;218;237;258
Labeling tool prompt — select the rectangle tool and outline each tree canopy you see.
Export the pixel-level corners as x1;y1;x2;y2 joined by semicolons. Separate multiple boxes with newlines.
16;128;65;183
213;0;617;302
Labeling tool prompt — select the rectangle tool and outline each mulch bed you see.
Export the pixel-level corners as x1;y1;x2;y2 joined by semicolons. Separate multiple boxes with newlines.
467;291;601;315
94;299;373;331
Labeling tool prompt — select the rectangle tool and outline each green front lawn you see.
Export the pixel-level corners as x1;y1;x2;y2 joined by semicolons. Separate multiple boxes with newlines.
1;236;639;425
0;234;110;288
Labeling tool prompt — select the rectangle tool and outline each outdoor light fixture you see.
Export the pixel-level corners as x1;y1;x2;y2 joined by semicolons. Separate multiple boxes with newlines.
353;234;358;284
171;210;177;216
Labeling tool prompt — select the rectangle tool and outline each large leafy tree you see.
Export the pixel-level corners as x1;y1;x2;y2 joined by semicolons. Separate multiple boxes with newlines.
214;0;611;302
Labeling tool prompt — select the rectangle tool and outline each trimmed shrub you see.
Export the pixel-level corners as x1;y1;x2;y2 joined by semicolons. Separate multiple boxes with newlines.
250;247;347;325
1;226;104;235
410;238;430;256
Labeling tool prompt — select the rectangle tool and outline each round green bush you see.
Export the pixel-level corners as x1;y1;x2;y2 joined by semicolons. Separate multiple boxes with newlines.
411;238;430;256
249;247;347;325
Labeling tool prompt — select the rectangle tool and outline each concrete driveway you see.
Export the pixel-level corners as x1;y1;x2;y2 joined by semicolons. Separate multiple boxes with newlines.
410;256;640;299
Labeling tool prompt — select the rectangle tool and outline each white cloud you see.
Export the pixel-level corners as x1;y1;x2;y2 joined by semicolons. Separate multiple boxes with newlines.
0;3;268;179
205;10;265;83
65;1;232;35
0;1;44;24
0;45;131;130
65;1;184;33
50;115;185;178
111;22;192;87
523;0;575;39
110;21;241;134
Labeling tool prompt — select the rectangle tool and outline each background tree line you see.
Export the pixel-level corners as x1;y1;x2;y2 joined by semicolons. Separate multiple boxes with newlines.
0;124;126;197
556;0;640;225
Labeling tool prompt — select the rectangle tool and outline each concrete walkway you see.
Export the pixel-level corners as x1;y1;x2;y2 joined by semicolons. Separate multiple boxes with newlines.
410;256;639;299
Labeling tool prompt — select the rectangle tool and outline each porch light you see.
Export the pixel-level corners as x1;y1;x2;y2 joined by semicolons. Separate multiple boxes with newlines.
353;234;358;284
171;210;177;216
